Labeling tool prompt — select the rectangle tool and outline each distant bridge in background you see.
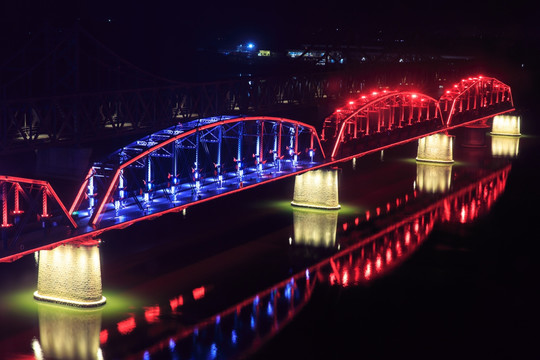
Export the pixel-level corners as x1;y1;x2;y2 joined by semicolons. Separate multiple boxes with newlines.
1;26;475;155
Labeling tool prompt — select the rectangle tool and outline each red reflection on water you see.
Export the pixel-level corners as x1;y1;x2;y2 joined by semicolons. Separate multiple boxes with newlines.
100;329;108;344
342;269;349;287
170;295;184;312
460;205;467;223
117;315;136;335
396;240;402;257
144;306;160;324
364;260;372;280
405;230;411;245
193;286;205;300
376;254;382;272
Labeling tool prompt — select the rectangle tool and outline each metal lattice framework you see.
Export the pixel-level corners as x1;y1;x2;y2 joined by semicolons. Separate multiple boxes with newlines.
69;115;325;226
322;90;443;158
0;175;77;247
439;76;514;126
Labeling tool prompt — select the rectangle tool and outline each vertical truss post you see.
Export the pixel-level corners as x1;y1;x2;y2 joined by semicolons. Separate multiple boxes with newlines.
115;169;125;212
194;130;200;192
377;109;382;132
145;156;152;202
237;122;244;178
41;187;50;219
257;120;264;172
13;184;23;215
1;183;11;228
87;169;95;210
172;140;178;185
294;124;299;166
217;125;223;185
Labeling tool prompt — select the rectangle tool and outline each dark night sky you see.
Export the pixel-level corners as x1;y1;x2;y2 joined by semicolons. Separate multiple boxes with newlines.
1;0;539;78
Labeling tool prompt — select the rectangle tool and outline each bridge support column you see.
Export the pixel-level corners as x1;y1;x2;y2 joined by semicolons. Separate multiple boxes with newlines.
34;239;106;308
291;168;340;210
416;133;454;164
491;115;521;136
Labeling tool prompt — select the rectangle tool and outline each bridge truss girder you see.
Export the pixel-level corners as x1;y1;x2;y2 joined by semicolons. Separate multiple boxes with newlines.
68;116;325;226
439;76;514;126
324;91;444;158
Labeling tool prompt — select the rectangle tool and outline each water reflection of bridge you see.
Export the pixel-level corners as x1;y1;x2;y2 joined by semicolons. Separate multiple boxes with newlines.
27;153;511;359
112;155;509;359
0;75;517;263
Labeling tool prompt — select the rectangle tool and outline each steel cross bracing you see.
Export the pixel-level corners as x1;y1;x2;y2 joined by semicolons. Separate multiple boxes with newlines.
0;74;516;262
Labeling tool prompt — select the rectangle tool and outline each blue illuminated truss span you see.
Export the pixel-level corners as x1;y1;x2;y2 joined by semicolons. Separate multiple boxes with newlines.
69;115;326;227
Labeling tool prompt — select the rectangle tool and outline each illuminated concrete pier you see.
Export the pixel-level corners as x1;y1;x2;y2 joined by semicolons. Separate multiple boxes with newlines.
416;162;453;193
416;133;454;164
34;240;106;308
291;168;340;210
491;115;521;136
292;207;338;248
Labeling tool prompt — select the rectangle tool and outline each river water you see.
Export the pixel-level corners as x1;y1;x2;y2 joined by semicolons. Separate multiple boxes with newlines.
0;116;539;359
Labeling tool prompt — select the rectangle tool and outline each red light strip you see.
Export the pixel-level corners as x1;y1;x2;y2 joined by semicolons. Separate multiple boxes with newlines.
69;167;94;215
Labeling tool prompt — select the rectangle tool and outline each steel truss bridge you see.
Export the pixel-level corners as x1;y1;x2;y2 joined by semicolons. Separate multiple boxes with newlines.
0;74;515;262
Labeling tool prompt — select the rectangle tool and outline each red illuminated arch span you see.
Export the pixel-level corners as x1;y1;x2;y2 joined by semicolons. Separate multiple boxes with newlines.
440;76;514;127
329;91;444;158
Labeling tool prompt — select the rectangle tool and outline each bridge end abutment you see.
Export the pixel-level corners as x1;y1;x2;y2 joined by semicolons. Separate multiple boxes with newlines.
291;168;341;210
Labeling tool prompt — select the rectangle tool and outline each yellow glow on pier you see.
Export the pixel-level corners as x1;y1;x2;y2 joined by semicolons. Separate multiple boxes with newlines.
491;115;521;136
416;133;454;164
291;168;341;210
35;242;106;308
